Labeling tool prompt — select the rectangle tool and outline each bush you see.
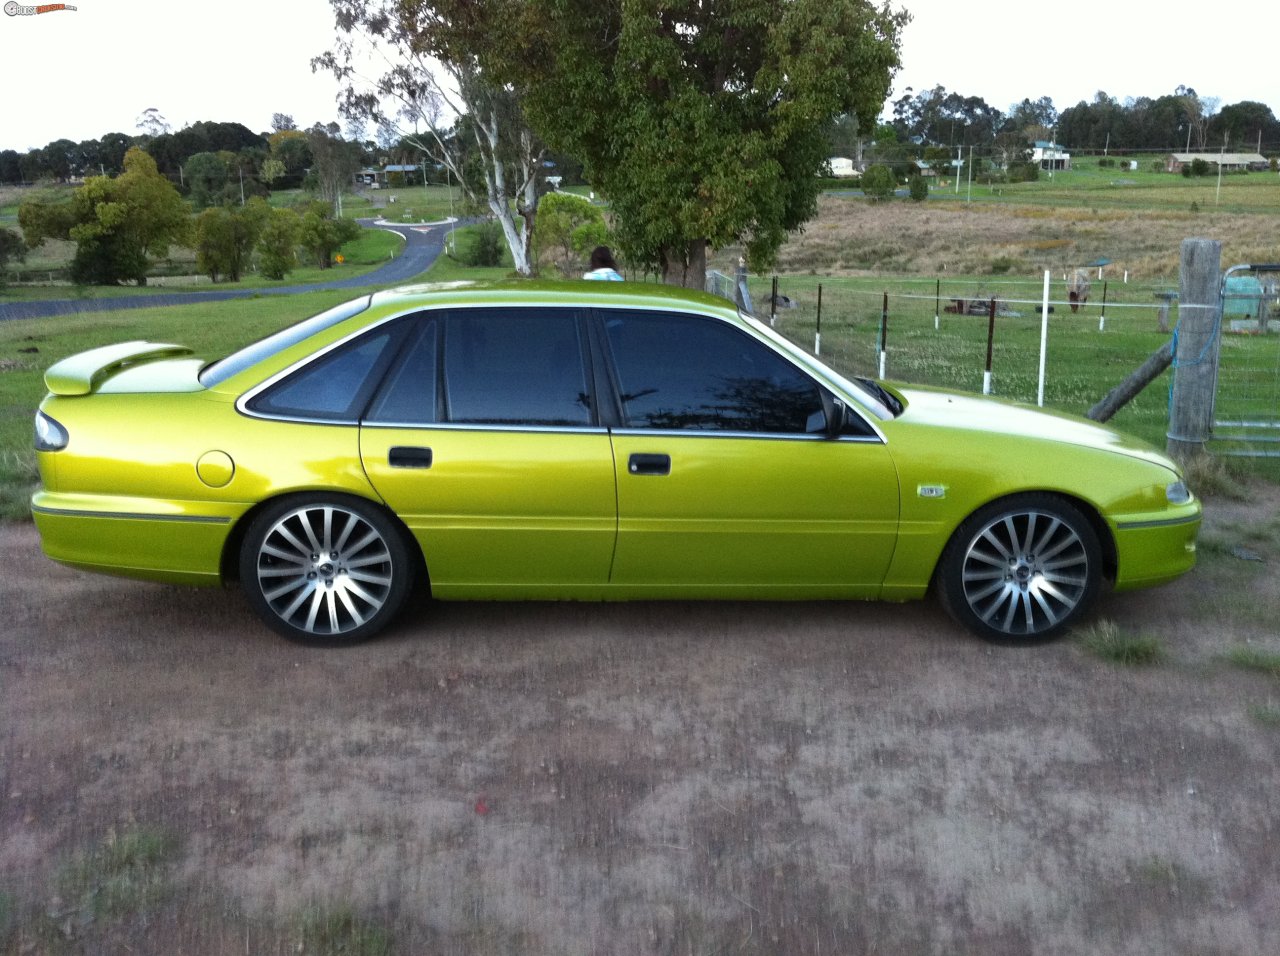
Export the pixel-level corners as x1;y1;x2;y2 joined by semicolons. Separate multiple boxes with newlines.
861;164;896;201
907;175;928;202
467;221;505;267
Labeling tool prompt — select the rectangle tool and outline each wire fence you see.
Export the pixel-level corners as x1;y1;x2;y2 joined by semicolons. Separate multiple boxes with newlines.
714;273;1193;442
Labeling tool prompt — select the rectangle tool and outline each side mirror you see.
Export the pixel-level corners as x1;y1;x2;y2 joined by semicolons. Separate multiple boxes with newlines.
824;395;848;439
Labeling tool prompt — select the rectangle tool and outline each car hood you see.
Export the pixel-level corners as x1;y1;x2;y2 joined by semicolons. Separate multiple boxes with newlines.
892;384;1177;469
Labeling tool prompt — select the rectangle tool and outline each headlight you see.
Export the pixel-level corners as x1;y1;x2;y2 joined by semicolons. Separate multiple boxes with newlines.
1166;481;1192;505
34;411;68;452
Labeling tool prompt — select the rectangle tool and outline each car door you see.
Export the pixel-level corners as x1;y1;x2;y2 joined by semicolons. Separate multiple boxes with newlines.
601;309;901;597
359;308;618;597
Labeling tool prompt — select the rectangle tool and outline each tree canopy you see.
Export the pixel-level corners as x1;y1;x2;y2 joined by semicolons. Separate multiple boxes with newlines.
18;148;188;285
494;0;907;286
316;0;547;276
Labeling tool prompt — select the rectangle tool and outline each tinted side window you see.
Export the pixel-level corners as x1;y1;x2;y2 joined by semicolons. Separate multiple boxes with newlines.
443;310;592;426
604;312;825;433
366;319;438;424
247;329;396;421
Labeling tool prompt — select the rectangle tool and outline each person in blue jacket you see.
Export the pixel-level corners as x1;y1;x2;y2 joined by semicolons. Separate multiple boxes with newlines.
583;246;623;281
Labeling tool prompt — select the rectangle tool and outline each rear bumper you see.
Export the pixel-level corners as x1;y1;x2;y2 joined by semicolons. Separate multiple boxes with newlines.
31;491;243;586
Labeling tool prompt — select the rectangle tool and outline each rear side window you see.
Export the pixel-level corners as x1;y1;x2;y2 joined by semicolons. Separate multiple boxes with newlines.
603;311;826;433
246;330;397;421
442;309;592;427
366;319;438;424
201;296;371;387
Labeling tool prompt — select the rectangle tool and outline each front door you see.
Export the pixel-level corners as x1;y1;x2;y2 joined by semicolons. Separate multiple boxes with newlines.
600;310;900;596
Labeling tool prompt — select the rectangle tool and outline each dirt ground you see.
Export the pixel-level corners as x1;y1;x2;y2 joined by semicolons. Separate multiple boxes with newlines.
2;486;1280;955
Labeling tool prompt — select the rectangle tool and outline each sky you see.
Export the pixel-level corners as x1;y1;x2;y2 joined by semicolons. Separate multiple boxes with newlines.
1;0;1278;154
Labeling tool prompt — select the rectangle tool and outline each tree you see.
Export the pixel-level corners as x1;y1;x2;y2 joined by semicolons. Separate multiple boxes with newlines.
184;152;230;209
1210;101;1280;151
533;192;609;276
19;147;188;285
303;123;361;213
861;164;896;201
256;208;301;279
907;174;927;202
194;199;269;282
136;108;171;138
297;202;360;268
315;0;548;276
0;228;26;283
499;0;907;287
271;113;298;133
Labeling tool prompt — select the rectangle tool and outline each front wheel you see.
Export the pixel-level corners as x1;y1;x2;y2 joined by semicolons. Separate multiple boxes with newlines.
239;496;414;646
937;494;1103;642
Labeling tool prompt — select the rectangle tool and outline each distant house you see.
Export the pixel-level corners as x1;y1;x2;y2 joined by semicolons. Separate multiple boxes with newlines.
827;157;858;178
1165;152;1267;174
1032;142;1071;172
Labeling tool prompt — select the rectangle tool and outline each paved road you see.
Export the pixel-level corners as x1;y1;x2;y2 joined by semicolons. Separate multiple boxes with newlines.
0;217;451;322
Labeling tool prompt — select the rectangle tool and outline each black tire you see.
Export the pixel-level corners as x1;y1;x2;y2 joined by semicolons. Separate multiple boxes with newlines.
937;494;1102;643
238;496;414;646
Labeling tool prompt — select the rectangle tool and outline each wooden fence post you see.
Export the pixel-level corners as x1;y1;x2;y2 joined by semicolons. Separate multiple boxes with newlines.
1166;238;1222;463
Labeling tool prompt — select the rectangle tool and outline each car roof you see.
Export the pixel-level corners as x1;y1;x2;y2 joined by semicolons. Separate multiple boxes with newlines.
368;279;739;315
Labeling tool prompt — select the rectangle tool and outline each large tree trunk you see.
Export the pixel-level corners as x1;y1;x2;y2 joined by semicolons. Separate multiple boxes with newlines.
660;238;708;290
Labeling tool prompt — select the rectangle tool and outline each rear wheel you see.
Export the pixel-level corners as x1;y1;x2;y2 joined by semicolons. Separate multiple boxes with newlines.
937;494;1102;642
239;496;413;646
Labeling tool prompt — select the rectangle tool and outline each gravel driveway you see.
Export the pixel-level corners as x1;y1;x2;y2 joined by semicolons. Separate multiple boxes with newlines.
2;487;1279;955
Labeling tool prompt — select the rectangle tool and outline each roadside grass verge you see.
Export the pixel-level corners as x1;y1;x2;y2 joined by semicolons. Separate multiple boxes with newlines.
1;227;403;300
1078;619;1165;665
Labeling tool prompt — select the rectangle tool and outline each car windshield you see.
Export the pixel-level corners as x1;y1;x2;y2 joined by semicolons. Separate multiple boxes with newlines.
739;311;901;419
199;296;373;388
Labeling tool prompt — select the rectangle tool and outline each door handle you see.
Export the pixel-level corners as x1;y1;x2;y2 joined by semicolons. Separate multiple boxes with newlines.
627;453;670;476
389;446;433;469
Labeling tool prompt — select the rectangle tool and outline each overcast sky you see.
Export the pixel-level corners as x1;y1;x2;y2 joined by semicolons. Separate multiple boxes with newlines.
2;0;1277;154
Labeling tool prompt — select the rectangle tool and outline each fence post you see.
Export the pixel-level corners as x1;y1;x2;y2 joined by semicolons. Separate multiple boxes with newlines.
934;278;940;330
1166;238;1222;464
878;292;888;379
983;298;996;395
1099;280;1108;332
815;284;823;355
770;276;778;327
734;257;753;314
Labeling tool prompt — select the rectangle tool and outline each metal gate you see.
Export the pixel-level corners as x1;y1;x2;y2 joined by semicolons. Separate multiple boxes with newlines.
1210;263;1280;457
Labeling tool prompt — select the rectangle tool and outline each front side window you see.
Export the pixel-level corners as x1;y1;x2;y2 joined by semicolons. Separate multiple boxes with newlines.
443;309;592;427
604;311;826;434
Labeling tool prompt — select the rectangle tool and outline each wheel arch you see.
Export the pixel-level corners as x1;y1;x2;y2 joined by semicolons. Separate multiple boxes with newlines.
220;490;429;592
930;489;1119;592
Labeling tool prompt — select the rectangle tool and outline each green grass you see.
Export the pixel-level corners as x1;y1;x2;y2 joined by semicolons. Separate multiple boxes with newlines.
57;827;179;922
1;226;403;299
1224;646;1280;679
295;906;394;956
1079;620;1165;665
1248;703;1280;725
897;159;1280;214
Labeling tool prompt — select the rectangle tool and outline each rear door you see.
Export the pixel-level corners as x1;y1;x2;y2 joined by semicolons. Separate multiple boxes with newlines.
360;308;618;596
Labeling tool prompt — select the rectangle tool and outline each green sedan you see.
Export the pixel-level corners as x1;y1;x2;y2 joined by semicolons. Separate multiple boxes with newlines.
32;280;1200;645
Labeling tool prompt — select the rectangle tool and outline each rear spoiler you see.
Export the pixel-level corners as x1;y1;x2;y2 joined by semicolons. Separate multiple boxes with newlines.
44;341;194;396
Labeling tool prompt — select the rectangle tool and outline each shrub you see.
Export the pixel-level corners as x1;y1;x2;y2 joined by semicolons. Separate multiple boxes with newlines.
907;175;928;202
861;164;896;201
467;221;505;267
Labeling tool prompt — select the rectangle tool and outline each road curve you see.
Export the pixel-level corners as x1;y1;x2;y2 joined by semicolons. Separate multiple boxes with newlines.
0;218;451;322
